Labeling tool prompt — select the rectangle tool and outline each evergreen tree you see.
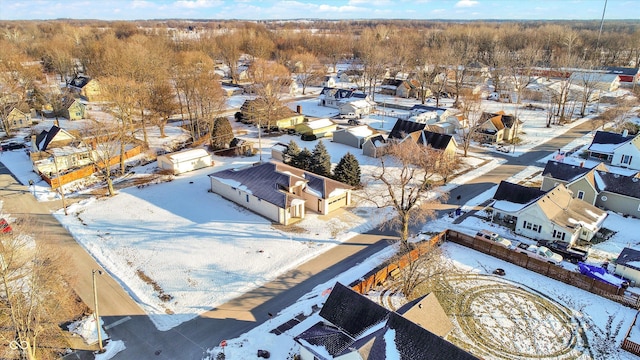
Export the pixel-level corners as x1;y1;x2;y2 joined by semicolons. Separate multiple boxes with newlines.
333;152;361;187
310;140;332;177
283;139;301;165
210;117;234;150
295;148;313;172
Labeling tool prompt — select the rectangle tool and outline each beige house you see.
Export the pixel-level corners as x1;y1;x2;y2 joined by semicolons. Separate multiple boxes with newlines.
2;104;32;130
208;161;352;225
68;75;102;101
294;118;337;138
489;181;607;245
61;97;86;120
157;148;213;175
542;160;640;218
476;111;522;144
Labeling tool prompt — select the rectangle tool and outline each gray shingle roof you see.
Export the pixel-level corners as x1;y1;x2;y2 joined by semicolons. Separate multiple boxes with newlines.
616;247;640;271
590;130;634;146
595;171;640;199
542;160;593;182
493;180;546;204
389;119;427;139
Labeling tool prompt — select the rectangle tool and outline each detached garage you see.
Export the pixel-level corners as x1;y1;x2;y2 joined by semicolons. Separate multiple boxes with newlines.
157;148;213;175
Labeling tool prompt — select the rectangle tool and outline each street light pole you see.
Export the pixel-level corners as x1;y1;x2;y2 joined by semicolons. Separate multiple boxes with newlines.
92;269;104;353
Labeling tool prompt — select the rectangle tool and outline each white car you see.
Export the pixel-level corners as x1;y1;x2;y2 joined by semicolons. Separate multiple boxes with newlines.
475;230;512;248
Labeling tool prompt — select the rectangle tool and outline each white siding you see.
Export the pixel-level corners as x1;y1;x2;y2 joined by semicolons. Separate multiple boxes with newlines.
209;177;285;224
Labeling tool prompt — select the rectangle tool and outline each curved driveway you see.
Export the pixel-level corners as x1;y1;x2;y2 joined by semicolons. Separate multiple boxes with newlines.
0;119;595;359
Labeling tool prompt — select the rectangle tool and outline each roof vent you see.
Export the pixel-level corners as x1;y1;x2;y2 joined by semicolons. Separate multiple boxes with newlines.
614;173;620;178
633;178;639;182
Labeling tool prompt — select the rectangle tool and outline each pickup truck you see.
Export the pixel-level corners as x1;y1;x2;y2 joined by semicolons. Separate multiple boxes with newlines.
536;240;588;264
515;243;563;265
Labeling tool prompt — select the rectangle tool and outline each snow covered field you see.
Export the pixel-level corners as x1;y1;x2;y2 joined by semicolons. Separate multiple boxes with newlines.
1;85;639;358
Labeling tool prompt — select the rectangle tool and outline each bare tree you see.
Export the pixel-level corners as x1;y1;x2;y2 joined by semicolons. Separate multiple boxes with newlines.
291;52;323;95
215;31;243;84
0;222;82;360
458;89;484;157
365;140;450;250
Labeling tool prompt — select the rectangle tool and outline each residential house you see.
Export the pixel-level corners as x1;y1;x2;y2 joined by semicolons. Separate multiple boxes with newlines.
332;125;382;149
587;130;640;170
208;161;352;225
2;103;32;130
271;142;289;162
388;119;427;140
29;125;93;175
339;99;376;117
406;130;458;158
295;282;477;360
541;160;640;217
476;111;522;143
157;148;213;175
379;78;418;98
489;181;607;244
239;99;305;130
322;75;337;88
67;75;101;101
319;87;370;109
615;248;640;286
61;97;86;120
220;84;244;97
294;118;338;138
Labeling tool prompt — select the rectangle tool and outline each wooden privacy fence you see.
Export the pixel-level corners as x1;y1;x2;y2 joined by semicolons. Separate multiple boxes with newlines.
351;231;446;294
445;229;640;308
622;312;640;356
41;145;142;189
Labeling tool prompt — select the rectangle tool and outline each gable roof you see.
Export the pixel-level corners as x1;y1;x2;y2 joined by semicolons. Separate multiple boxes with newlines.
593;170;640;199
616;247;640;271
297;283;478;360
493;180;546;204
208;162;305;208
480;111;519;129
588;131;635;154
536;184;607;233
413;130;456;151
542;160;594;182
396;293;453;337
389;119;427;139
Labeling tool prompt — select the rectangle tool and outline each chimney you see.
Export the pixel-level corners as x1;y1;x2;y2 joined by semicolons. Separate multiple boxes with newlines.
622;129;629;137
54;118;59;127
31;135;37;152
580;161;584;168
296;105;302;114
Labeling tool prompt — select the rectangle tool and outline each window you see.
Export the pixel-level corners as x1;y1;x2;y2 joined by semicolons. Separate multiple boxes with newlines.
246;194;250;203
621;154;633;165
553;230;564;240
601;195;608;201
577;190;585;200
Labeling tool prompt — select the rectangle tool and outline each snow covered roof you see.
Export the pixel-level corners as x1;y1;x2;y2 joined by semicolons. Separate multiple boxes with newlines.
616;248;640;271
588;131;635;155
162;148;210;164
304;118;336;130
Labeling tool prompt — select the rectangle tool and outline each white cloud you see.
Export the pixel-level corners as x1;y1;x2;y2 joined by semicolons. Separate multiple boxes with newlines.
431;8;446;14
131;0;154;9
173;0;222;9
455;0;478;8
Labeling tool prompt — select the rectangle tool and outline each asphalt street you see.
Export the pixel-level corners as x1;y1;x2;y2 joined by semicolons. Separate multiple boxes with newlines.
0;119;595;359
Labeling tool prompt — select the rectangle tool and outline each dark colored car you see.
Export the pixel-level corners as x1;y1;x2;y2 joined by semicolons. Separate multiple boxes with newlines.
0;142;26;151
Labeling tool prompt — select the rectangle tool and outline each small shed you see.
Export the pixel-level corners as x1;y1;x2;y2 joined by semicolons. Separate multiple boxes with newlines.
157;148;213;175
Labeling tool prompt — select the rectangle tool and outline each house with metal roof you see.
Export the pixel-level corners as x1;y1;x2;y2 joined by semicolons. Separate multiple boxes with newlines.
488;181;607;245
587;130;640;170
208;161;352;225
295;282;477;360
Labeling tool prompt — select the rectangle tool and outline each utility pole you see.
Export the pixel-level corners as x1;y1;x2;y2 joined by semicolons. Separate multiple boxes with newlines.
52;153;68;215
92;269;104;353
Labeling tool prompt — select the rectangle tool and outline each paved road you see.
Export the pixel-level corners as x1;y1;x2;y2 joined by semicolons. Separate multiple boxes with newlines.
0;119;595;359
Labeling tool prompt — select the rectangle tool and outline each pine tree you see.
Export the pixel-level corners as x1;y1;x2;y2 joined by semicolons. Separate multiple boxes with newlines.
210;117;234;150
333;152;361;187
295;148;313;171
310;140;332;177
283;139;301;165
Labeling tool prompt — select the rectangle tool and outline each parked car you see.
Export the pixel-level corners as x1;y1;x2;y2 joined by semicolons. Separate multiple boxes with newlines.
340;112;357;119
0;142;26;151
475;230;512;248
515;243;563;265
537;240;588;264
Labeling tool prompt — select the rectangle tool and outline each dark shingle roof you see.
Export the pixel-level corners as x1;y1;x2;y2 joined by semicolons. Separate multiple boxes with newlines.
594;171;640;199
542;160;593;182
296;322;355;357
319;283;390;339
416;131;454;150
493;180;546;204
389;119;427;139
36;125;61;151
603;67;639;76
616;247;640;271
410;104;447;113
208;162;296;208
590;131;634;145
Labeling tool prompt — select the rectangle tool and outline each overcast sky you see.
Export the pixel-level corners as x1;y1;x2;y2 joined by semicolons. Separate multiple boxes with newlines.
0;0;637;21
